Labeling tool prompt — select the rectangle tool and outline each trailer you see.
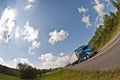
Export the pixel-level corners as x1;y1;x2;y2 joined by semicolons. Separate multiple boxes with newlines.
69;51;79;64
69;45;97;65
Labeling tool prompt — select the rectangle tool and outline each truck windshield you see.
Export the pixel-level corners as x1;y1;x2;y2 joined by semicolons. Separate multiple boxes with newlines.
82;45;88;50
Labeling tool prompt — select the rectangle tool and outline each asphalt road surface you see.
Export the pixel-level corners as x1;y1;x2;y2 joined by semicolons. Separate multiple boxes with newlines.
67;33;120;71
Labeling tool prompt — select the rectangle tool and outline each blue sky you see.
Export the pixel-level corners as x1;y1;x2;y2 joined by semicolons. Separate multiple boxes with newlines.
0;0;116;69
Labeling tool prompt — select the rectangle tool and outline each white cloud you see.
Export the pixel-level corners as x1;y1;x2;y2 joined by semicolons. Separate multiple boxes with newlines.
78;6;88;13
0;57;34;68
25;5;33;10
13;58;18;63
0;57;12;67
32;41;40;48
23;21;40;54
60;52;64;56
15;26;21;38
28;41;40;55
93;0;105;16
49;30;68;45
93;0;105;27
0;57;4;64
38;53;69;69
28;47;36;54
25;0;36;11
0;57;33;68
81;15;91;28
23;21;39;42
96;23;103;28
14;22;40;55
0;57;11;67
0;7;16;43
13;57;34;67
27;0;35;3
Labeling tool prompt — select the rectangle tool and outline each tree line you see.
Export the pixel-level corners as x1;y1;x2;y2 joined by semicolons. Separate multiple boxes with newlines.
0;63;53;79
0;64;18;76
89;0;120;50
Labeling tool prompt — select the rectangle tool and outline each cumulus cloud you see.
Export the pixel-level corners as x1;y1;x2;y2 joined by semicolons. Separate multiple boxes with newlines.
78;6;88;13
23;21;40;54
13;57;34;67
25;0;36;11
93;0;105;28
28;41;40;54
38;53;69;69
0;57;10;67
28;47;36;54
23;22;39;42
93;0;105;16
60;52;64;56
27;0;35;3
0;57;4;64
15;22;40;54
0;57;13;68
81;15;91;28
15;26;21;39
0;7;16;43
49;30;68;45
32;41;40;48
25;5;33;10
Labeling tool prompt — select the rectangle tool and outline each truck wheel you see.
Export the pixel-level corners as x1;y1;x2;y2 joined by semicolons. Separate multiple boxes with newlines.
72;63;75;65
84;56;87;60
95;51;97;55
86;55;89;59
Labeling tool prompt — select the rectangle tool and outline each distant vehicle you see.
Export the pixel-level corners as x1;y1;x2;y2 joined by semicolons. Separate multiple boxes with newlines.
69;45;97;65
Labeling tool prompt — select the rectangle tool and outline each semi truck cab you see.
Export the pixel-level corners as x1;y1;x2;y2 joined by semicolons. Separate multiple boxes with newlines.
69;45;97;65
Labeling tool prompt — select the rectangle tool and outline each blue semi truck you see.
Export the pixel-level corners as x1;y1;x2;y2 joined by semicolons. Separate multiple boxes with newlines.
69;45;97;65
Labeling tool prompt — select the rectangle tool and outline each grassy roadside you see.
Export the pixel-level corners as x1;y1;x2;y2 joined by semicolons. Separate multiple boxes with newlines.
34;68;120;80
1;68;120;80
0;73;20;80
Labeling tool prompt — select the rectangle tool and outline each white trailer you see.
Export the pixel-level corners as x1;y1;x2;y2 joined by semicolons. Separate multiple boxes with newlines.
69;51;79;64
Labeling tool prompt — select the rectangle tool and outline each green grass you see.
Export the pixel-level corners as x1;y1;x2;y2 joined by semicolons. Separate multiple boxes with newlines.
1;68;120;80
35;68;120;80
0;73;20;80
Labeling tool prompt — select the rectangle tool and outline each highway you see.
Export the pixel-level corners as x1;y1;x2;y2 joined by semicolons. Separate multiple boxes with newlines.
67;32;120;70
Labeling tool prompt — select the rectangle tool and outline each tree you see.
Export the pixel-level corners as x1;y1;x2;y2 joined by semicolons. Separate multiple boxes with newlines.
17;63;37;79
111;0;120;12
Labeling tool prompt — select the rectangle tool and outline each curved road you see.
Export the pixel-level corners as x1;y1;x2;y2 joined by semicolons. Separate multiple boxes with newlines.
67;32;120;71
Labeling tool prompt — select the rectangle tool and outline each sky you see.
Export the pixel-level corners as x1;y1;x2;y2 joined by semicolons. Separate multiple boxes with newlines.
0;0;116;69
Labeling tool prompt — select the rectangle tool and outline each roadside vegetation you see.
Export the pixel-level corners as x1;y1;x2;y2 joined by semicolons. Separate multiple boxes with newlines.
1;68;120;80
0;73;20;80
37;68;120;80
0;63;52;79
89;0;120;50
17;63;53;79
0;65;18;77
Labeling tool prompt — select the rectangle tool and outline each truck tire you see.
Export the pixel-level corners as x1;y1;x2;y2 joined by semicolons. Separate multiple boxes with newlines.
84;56;87;60
86;55;89;59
